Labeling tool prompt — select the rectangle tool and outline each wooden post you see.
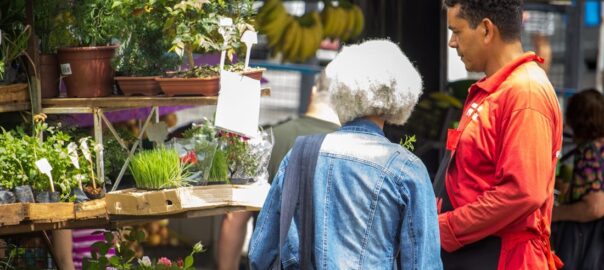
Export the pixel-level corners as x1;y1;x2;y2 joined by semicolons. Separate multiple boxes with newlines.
25;0;41;114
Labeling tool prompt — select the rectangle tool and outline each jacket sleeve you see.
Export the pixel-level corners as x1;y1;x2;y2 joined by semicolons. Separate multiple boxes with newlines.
249;155;289;269
399;157;443;269
439;108;557;252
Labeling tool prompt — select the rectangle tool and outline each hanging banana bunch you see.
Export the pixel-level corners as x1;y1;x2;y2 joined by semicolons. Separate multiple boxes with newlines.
321;0;364;42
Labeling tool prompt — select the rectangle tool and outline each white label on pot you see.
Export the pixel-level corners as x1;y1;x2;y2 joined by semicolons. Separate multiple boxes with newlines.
60;63;72;76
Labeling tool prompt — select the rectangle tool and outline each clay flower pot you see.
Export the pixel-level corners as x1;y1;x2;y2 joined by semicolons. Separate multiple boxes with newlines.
58;45;118;98
115;76;162;96
156;68;265;97
39;54;60;98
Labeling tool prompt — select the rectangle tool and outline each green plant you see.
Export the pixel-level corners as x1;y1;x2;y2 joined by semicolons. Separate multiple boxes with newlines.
112;0;178;76
161;0;256;69
129;148;189;189
33;0;71;54
70;0;121;46
0;24;31;80
84;227;204;270
399;135;416;152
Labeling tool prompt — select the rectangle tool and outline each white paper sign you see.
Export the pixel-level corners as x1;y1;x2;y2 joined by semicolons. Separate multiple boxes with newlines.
67;142;80;169
215;71;261;137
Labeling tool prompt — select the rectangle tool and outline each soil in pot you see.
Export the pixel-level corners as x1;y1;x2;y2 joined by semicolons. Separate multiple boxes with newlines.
39;54;60;98
35;191;61;203
58;45;118;98
0;190;16;204
14;185;35;203
115;76;162;96
83;183;105;200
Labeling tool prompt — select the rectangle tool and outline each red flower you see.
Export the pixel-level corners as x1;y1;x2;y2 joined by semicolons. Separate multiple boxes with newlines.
177;258;184;268
180;151;198;164
157;257;172;267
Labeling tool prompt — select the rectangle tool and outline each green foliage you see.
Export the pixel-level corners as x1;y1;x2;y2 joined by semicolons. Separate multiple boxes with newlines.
0;116;97;201
209;148;229;182
399;135;416;152
70;0;121;46
33;0;71;54
84;227;204;270
103;128;135;180
129;148;189;189
0;24;30;80
112;0;179;76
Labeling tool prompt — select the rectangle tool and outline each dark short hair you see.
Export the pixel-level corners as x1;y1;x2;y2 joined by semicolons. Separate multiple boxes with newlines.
566;89;604;142
444;0;523;41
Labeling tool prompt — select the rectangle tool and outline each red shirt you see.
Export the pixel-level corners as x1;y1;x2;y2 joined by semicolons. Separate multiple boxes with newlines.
439;53;563;269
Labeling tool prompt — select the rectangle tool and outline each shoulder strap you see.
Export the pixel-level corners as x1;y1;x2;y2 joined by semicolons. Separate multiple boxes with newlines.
274;134;326;270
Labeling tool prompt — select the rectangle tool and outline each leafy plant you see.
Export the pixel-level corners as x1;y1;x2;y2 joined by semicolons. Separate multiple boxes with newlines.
0;24;31;80
129;148;189;189
33;0;71;54
112;0;179;76
84;227;204;270
70;0;121;46
399;135;416;152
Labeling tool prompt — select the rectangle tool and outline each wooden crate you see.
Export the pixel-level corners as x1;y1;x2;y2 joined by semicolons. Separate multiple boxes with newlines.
0;83;29;103
106;184;270;216
25;202;75;222
0;204;26;226
75;199;107;220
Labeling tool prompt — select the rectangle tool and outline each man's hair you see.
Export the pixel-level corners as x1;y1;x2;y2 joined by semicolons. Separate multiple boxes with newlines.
444;0;523;41
566;89;604;142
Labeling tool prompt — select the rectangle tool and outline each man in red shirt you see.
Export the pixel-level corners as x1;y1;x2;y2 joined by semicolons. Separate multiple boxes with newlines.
437;1;564;269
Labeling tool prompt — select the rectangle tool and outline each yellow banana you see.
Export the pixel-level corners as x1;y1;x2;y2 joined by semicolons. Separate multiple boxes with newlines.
285;20;303;62
333;7;348;40
281;19;300;58
262;7;291;48
296;26;311;62
350;5;364;39
257;0;280;25
321;5;337;38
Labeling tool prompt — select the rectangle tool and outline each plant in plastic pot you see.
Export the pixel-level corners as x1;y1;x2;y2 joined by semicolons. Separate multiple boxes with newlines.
112;1;179;96
57;0;121;98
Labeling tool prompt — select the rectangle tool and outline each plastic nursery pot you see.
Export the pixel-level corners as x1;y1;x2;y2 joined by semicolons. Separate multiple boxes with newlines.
35;191;61;203
83;183;105;200
0;190;16;204
72;188;89;203
14;185;35;203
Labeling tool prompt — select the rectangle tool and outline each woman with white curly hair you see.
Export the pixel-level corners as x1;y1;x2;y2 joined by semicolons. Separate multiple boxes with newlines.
249;40;442;270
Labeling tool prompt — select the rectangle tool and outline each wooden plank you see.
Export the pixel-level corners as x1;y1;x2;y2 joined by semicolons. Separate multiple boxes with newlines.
75;199;107;220
0;217;109;236
0;204;26;226
41;88;270;110
0;102;30;113
26;203;75;222
106;184;270;216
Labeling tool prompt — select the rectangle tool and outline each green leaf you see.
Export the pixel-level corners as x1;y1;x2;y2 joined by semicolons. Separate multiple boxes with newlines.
108;256;121;266
104;231;114;243
184;256;194;268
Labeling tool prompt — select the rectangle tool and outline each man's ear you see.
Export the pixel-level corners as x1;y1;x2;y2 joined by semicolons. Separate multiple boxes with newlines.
481;18;496;44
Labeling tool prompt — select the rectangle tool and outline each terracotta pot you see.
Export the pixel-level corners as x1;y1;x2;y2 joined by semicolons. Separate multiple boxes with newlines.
39;54;60;98
58;45;118;98
157;68;265;97
115;76;161;96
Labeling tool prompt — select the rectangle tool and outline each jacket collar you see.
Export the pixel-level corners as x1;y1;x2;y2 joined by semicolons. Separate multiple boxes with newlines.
473;51;544;94
340;118;385;137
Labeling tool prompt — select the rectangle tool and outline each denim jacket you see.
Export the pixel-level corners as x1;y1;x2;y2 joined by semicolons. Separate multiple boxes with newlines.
249;119;442;270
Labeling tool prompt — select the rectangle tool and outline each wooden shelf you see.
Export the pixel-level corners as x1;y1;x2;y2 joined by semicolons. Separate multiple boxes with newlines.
0;102;30;113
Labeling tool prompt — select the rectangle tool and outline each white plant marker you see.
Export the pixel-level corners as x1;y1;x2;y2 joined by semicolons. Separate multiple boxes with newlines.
241;31;258;70
35;158;55;192
218;17;233;72
67;142;80;169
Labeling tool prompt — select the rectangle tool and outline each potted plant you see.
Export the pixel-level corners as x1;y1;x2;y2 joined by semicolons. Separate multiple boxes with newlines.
0;23;32;104
112;1;179;96
56;0;121;98
33;0;72;98
129;148;190;190
156;0;265;96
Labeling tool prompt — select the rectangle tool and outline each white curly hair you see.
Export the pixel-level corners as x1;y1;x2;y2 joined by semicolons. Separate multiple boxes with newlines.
325;40;423;126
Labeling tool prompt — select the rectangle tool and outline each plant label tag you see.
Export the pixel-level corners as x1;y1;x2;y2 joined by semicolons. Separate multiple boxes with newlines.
60;63;72;76
35;158;52;174
67;142;80;169
215;71;261;137
147;122;169;145
241;31;258;69
80;138;92;162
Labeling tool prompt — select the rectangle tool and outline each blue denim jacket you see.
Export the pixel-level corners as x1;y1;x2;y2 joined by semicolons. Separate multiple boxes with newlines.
249;119;442;270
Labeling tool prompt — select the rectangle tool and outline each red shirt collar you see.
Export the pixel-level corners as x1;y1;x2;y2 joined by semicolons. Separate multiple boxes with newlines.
473;52;544;93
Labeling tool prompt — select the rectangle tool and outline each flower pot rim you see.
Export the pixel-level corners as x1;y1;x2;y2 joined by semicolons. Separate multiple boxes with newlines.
115;76;160;81
58;44;119;52
158;67;266;80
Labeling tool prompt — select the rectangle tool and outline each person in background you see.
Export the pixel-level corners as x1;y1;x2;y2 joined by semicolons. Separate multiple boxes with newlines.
249;40;442;269
216;70;340;270
552;89;604;269
523;10;555;73
439;0;563;269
